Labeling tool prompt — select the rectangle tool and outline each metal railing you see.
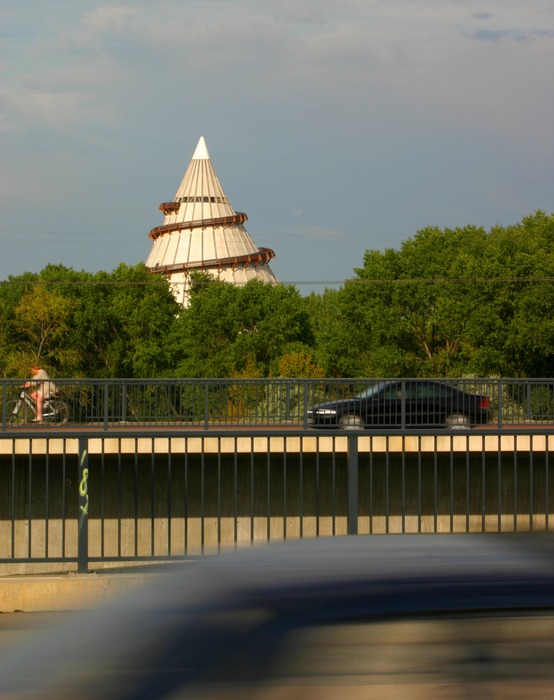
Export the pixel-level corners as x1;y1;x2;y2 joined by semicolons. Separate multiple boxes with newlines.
1;377;554;430
0;426;552;572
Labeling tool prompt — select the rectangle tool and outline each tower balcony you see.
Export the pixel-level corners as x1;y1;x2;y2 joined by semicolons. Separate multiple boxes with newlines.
159;202;180;215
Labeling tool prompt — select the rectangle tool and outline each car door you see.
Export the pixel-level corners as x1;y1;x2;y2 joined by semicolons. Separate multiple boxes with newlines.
412;381;451;426
403;381;424;426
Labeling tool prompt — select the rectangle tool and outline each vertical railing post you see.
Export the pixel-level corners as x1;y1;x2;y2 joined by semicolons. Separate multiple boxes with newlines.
204;381;210;430
78;438;89;573
303;381;308;430
347;435;359;534
497;380;503;429
400;380;406;429
1;381;6;431
104;382;109;432
121;381;127;423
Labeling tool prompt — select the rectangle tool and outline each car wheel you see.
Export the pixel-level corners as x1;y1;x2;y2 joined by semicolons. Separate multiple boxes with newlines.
445;413;471;429
339;414;364;430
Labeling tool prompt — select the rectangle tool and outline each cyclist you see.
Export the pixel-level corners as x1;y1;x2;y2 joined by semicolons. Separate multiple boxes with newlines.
24;365;57;423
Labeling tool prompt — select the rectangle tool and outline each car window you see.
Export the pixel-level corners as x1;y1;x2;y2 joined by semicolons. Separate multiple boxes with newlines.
415;383;451;399
358;382;455;401
357;382;390;399
393;383;422;399
381;386;401;399
415;384;437;399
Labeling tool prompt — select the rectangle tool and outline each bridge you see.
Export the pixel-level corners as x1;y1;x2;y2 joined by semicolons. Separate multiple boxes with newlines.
0;428;551;575
1;377;552;575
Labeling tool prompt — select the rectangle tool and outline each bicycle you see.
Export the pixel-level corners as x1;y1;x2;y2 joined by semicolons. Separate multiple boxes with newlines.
6;388;69;425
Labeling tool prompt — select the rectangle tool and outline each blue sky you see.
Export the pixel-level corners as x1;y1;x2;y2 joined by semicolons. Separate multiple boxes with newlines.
1;1;553;294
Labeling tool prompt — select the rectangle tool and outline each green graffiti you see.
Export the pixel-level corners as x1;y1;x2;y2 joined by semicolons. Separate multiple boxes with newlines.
79;464;89;530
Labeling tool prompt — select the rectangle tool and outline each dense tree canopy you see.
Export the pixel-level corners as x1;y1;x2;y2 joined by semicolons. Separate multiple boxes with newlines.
0;263;180;378
1;211;552;379
169;274;317;378
325;211;554;378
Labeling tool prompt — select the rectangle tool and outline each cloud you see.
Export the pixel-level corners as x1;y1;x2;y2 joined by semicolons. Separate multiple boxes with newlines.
10;88;115;129
82;5;139;33
2;53;123;133
466;27;554;43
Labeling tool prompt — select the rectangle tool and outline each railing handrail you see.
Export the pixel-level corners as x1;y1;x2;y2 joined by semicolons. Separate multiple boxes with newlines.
2;377;554;432
1;427;553;442
2;376;554;383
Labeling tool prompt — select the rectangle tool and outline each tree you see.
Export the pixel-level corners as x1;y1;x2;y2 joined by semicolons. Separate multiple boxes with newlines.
0;272;44;376
12;281;77;373
68;264;180;377
0;263;181;378
172;276;315;377
482;212;554;376
305;289;353;376
321;211;554;378
277;349;325;378
1;212;552;380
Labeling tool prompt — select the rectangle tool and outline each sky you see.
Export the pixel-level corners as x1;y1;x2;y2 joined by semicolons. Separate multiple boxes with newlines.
1;1;553;294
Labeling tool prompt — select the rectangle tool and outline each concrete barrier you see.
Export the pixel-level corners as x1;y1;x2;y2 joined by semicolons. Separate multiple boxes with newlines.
0;572;153;612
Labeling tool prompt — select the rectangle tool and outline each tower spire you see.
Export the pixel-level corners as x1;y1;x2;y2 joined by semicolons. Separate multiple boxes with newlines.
145;137;278;306
191;136;210;160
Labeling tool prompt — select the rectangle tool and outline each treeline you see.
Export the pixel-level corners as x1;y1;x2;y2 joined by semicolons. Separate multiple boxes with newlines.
1;211;553;379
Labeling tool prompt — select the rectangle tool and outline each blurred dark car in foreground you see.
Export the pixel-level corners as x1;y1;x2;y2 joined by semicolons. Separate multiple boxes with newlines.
0;534;553;699
307;379;491;429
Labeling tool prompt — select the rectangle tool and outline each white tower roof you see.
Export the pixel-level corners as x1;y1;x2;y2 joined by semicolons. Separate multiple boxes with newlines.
192;136;210;160
146;136;278;305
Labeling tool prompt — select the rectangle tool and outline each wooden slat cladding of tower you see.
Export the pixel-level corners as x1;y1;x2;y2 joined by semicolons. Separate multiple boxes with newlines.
145;136;279;306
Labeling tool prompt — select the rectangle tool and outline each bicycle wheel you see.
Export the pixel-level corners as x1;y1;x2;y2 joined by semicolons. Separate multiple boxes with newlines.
5;399;32;425
44;399;69;425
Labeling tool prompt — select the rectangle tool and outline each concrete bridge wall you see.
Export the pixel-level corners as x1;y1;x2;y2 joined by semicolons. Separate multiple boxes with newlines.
1;433;552;574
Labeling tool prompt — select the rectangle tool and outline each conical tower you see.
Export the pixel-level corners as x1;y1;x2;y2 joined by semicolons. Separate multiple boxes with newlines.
146;137;278;306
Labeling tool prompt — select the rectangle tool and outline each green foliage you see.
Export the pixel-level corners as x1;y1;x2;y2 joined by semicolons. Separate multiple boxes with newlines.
324;211;554;378
0;211;552;379
172;275;314;378
277;349;325;378
0;271;39;376
0;263;180;378
14;281;78;369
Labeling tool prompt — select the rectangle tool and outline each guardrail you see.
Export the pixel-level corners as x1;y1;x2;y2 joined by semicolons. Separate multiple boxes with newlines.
1;377;554;430
0;426;552;573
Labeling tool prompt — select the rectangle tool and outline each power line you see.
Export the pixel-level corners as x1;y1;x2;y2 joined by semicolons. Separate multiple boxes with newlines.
1;277;553;287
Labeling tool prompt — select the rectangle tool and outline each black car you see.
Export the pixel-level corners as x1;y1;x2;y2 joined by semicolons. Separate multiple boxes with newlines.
307;379;491;429
1;535;554;698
